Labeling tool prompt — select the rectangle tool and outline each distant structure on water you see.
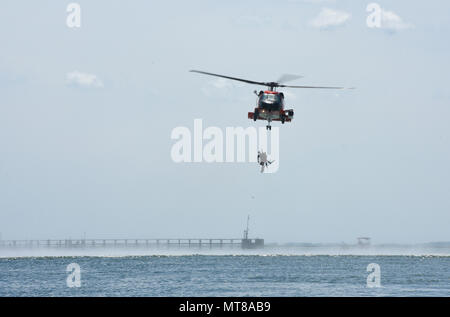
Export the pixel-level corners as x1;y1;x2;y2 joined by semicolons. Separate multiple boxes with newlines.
357;237;371;247
241;215;264;249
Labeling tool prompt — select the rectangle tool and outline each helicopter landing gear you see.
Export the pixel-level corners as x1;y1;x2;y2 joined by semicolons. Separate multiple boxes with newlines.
266;119;272;130
266;118;272;130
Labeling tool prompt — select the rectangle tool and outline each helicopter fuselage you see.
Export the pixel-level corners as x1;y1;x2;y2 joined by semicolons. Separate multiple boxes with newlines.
248;90;294;130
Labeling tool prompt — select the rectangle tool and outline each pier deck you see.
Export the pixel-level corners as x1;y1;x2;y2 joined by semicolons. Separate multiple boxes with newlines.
0;238;256;249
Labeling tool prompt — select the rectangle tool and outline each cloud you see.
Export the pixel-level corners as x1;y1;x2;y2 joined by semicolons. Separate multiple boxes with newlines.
380;9;413;31
199;78;249;104
212;78;234;89
309;8;351;29
66;71;104;88
201;78;234;97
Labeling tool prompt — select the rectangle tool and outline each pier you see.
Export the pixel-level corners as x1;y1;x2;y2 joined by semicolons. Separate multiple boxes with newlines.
0;217;265;250
0;238;262;249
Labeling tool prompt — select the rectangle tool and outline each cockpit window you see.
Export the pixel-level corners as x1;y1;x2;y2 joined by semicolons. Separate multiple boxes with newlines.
261;94;280;102
258;93;282;110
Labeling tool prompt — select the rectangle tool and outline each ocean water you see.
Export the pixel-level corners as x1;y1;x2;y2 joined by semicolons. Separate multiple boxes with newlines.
0;253;449;296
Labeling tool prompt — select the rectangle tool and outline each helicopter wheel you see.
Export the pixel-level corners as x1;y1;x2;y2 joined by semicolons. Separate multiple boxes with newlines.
266;125;271;131
253;110;258;122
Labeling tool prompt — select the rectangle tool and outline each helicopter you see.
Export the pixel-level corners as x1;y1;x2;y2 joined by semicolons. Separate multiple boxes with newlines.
190;70;351;130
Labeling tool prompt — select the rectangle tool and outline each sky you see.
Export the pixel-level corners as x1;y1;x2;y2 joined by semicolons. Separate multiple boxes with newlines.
0;0;449;244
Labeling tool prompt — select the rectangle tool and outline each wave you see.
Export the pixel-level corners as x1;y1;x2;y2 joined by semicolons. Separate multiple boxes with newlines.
1;247;449;259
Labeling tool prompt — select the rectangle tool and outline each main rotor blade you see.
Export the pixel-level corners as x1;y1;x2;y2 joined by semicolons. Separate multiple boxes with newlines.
190;70;354;90
279;84;353;89
190;70;270;87
276;74;303;84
